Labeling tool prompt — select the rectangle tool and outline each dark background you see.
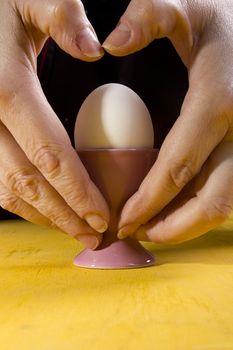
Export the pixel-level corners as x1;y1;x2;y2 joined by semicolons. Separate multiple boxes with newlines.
1;0;188;219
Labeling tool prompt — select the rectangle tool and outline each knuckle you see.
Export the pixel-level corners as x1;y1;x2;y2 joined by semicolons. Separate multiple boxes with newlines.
5;169;40;202
0;191;19;212
76;180;92;207
204;197;232;224
48;208;75;228
168;160;196;191
0;82;34;121
32;145;62;178
53;0;83;23
67;186;88;208
0;87;17;112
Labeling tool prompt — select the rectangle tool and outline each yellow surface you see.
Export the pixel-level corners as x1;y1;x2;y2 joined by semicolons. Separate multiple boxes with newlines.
0;219;233;350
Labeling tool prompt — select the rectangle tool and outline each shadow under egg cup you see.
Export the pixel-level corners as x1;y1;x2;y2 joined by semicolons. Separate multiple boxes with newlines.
74;149;158;269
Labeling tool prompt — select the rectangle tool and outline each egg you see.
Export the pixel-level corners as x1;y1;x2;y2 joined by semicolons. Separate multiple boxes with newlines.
74;83;154;149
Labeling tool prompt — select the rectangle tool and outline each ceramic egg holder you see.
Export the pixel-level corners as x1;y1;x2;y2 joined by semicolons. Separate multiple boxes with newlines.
73;148;158;269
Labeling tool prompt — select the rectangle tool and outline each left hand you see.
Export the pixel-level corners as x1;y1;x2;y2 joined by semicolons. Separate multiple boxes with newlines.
102;0;233;244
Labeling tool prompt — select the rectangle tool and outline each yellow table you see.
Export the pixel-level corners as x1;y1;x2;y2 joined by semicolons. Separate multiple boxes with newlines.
0;219;233;350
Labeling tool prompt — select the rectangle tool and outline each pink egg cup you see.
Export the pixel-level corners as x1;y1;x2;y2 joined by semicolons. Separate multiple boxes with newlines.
74;148;158;269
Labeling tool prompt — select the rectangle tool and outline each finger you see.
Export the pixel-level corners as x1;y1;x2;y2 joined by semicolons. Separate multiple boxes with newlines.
118;81;230;239
0;179;102;250
0;180;52;227
16;0;104;60
132;140;233;243
0;122;103;249
0;69;110;234
102;0;192;59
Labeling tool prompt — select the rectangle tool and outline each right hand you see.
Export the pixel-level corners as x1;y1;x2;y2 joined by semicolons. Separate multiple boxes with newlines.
0;0;109;250
103;0;233;245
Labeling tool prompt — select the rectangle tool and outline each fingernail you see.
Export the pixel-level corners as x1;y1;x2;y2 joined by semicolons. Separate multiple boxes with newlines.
77;27;103;57
103;22;131;50
84;214;108;233
117;223;140;239
77;234;99;250
117;229;127;239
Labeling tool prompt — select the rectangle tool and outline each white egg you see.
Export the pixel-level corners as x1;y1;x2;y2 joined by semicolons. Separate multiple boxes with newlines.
74;83;154;149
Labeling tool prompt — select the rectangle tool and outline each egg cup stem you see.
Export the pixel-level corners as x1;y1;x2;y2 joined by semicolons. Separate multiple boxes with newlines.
74;149;158;269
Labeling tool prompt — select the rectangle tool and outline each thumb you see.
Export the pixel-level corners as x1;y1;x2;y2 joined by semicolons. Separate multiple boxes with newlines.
17;0;104;61
102;0;192;60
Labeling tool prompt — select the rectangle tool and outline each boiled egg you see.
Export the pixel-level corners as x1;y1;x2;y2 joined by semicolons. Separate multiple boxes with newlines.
74;83;154;148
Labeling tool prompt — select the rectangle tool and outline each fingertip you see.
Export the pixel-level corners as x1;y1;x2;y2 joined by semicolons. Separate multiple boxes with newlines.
77;233;103;250
118;224;151;242
76;27;104;60
84;213;108;233
117;229;128;240
117;223;141;239
48;0;104;61
102;22;132;55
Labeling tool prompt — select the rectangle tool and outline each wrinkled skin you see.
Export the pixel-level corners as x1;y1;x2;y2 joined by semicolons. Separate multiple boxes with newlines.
0;0;232;248
103;0;233;244
0;0;109;250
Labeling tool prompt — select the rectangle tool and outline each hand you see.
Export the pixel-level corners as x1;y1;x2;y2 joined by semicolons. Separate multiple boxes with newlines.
0;0;109;249
103;0;233;244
